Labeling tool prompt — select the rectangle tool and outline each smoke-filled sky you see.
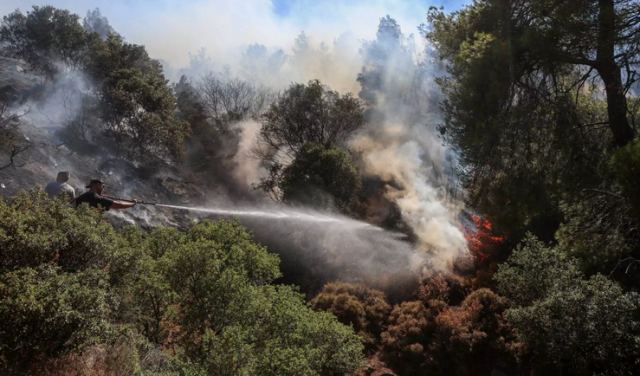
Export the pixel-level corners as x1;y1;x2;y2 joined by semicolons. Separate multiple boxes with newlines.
0;0;468;68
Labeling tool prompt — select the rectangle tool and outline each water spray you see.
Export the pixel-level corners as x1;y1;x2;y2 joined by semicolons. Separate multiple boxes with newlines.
154;203;383;229
112;195;385;230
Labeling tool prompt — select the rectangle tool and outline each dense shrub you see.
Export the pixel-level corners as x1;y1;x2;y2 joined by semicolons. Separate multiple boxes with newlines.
495;235;640;374
311;282;391;350
0;191;364;375
433;288;517;375
202;285;364;376
280;143;361;210
0;266;111;372
380;300;442;373
0;191;118;272
257;80;364;204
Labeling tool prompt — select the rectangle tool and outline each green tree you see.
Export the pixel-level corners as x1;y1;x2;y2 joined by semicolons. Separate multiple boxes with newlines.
202;285;364;376
279;143;361;210
426;1;640;240
158;220;363;374
83;33;189;159
555;198;634;275
259;80;363;158
0;85;30;170
495;235;640;374
611;138;640;217
82;8;114;39
428;0;638;148
493;234;581;305
0;6;88;77
162;220;280;344
0;191;365;374
257;80;364;202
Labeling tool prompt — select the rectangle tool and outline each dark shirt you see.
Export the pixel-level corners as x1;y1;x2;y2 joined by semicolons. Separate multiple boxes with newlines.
75;191;114;210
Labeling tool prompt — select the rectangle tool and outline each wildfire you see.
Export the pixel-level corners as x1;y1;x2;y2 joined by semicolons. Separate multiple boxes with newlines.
464;214;505;261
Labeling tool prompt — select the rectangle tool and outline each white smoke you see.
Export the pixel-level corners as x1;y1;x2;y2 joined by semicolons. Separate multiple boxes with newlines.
231;119;265;188
350;16;468;270
166;32;363;95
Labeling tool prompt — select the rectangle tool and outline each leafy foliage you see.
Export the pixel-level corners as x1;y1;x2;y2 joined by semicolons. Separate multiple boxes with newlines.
495;235;640;374
84;33;189;159
0;6;87;77
0;6;189;161
280;143;361;210
555;199;633;274
425;1;639;240
493;234;581;305
201;285;364;376
259;79;364;158
257;80;364;202
612;138;640;217
0;192;364;375
0;266;111;372
0;191;118;272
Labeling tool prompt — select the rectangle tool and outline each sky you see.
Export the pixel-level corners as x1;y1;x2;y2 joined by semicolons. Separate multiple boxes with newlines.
0;0;469;68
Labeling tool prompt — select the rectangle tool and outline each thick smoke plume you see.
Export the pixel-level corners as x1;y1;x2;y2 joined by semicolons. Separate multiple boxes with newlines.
350;16;468;270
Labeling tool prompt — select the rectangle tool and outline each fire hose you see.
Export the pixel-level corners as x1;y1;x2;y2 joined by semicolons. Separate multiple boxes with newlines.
103;195;157;206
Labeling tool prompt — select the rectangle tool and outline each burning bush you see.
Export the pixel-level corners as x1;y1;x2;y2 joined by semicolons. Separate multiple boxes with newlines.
463;214;505;263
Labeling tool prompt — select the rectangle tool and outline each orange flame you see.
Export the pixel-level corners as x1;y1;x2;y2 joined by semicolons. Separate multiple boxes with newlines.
464;214;504;261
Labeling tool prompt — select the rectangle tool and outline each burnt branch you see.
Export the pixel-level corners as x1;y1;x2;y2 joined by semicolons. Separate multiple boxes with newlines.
0;142;32;170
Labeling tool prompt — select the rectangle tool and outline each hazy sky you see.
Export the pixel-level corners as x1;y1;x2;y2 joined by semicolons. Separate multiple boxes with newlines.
0;1;469;67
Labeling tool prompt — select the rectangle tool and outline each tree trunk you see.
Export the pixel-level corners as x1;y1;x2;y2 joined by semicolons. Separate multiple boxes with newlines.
596;0;635;147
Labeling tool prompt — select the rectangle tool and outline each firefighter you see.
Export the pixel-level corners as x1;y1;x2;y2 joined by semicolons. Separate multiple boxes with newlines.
75;179;137;210
44;171;75;202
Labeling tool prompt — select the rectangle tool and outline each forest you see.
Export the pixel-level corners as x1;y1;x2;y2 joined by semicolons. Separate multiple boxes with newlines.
0;1;639;375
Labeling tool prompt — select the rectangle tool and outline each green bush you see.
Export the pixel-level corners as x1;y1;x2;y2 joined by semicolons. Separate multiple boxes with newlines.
0;192;364;375
495;235;640;374
0;191;119;272
202;285;364;376
555;200;631;275
0;266;111;372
